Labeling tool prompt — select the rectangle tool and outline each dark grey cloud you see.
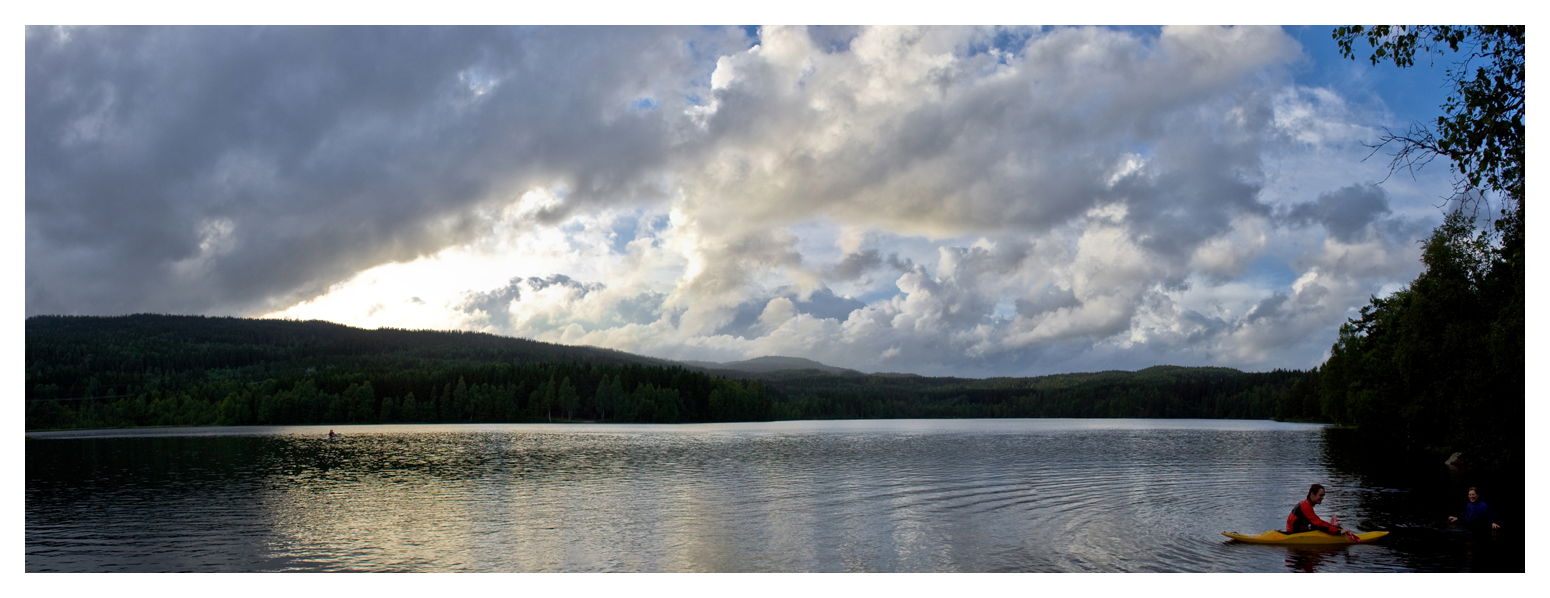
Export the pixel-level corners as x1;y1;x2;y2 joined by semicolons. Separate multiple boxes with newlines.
681;25;1297;276
829;249;883;281
806;26;862;54
828;249;914;281
458;277;526;321
1114;94;1279;262
26;26;1441;378
1244;292;1289;323
525;274;604;294
26;26;746;316
1283;183;1392;242
1016;285;1081;318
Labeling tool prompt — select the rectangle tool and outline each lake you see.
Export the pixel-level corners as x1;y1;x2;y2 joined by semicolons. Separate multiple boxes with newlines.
25;419;1519;572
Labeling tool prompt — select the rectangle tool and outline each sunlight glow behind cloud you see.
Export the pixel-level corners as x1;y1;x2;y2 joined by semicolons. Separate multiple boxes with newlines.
28;25;1457;376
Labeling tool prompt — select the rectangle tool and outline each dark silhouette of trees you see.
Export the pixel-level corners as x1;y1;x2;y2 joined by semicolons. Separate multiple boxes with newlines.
1310;26;1524;477
25;315;1302;430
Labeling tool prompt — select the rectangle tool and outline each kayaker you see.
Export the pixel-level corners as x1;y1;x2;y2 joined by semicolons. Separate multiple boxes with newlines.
1287;483;1357;540
1448;486;1501;531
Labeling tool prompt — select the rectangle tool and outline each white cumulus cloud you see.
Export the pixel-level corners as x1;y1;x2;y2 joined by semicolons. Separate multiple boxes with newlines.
28;26;1454;376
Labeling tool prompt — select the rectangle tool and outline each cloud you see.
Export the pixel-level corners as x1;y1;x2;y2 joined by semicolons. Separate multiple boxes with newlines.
26;26;747;316
458;278;526;323
458;274;604;329
28;26;1449;376
829;249;884;281
1283;183;1393;242
1016;286;1081;319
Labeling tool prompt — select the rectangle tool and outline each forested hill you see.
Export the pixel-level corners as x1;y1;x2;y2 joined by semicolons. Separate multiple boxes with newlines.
25;314;1303;430
764;366;1304;420
27;313;674;382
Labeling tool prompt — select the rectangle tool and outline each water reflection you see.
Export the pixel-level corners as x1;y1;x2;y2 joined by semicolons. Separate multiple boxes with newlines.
1316;427;1525;573
28;419;1506;572
1281;546;1342;573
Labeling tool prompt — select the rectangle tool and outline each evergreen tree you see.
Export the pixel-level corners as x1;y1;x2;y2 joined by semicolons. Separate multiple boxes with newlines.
1321;26;1524;475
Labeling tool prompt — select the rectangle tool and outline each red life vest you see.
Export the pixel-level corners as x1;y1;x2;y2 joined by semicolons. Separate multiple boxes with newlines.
1286;499;1339;534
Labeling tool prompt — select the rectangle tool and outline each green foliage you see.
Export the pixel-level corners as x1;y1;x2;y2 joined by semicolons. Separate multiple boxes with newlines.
749;366;1301;421
24;315;743;428
1333;26;1524;202
1310;210;1522;471
25;315;1303;430
1320;26;1525;479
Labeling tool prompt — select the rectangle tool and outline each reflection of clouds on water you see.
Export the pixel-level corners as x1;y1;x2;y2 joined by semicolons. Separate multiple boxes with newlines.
29;420;1456;572
258;435;488;571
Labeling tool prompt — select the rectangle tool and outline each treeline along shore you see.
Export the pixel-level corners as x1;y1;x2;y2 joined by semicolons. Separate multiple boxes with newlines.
26;314;1305;430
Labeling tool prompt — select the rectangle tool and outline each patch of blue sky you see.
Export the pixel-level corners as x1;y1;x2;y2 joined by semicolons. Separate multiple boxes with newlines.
715;299;765;338
1241;252;1299;289
713;287;863;338
683;31;738;92
794;288;866;321
1373;280;1409;301
630;97;658;111
1084;25;1159;49
854;287;904;306
962;26;1037;63
787;218;847;260
602;291;666;327
560;221;591;251
1285;26;1454;129
806;26;861;54
989;300;1018;322
608;211;641;254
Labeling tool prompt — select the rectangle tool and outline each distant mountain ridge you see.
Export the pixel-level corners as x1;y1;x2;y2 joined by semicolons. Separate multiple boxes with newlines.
26;314;860;378
24;313;681;376
25;314;1307;430
681;355;861;376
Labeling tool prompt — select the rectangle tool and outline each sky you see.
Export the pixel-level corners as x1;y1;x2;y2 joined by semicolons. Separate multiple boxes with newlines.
21;23;1493;377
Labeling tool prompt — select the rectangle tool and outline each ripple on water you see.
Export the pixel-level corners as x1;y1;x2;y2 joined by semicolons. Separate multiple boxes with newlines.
28;420;1490;572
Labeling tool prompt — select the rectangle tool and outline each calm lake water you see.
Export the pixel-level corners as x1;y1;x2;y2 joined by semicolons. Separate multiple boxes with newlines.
25;419;1520;572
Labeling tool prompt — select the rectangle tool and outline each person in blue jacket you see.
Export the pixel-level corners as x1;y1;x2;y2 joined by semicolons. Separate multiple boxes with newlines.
1448;487;1501;530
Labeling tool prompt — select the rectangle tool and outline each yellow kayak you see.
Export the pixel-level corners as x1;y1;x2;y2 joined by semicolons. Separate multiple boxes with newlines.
1222;530;1389;545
